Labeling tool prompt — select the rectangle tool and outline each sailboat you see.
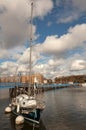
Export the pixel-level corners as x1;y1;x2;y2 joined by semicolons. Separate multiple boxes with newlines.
5;1;45;125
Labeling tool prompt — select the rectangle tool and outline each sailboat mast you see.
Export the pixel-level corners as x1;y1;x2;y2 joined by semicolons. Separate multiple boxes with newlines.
29;2;33;88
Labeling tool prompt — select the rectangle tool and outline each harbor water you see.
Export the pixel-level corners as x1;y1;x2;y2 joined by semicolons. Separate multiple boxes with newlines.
1;87;86;130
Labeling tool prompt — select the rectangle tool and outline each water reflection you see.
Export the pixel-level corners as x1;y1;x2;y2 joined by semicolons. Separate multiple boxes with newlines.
41;88;86;130
0;88;9;99
10;114;46;130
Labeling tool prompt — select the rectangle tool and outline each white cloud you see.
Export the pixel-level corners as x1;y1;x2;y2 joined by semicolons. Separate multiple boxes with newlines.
12;53;21;61
32;57;65;78
71;60;86;71
58;14;78;23
33;0;53;18
56;0;86;23
18;46;41;65
41;24;86;57
0;61;29;75
0;0;53;56
0;61;18;74
48;58;64;66
17;64;28;73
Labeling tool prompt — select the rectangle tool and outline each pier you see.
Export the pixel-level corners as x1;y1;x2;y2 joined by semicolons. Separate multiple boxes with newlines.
0;82;80;99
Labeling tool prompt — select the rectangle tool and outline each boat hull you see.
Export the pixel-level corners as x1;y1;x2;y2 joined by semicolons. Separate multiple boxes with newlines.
12;107;41;124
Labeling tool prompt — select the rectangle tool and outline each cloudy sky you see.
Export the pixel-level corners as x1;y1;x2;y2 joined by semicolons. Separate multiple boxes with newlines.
0;0;86;79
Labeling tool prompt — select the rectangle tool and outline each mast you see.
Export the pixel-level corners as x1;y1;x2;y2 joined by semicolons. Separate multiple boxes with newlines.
29;2;33;89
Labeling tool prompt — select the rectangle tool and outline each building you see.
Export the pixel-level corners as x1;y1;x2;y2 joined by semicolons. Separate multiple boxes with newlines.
0;73;44;84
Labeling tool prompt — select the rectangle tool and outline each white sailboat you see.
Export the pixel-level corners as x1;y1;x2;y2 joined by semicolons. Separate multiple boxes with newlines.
5;1;45;125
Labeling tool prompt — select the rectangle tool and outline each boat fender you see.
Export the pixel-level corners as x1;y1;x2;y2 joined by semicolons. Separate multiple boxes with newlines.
15;115;24;125
5;106;11;113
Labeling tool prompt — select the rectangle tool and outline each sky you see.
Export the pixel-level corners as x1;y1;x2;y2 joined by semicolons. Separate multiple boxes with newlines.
0;0;86;79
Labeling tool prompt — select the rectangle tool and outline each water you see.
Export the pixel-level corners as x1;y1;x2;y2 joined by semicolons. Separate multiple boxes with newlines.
1;87;86;130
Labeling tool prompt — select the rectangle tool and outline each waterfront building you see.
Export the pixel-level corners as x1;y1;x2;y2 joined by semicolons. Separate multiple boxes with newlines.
0;73;44;84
